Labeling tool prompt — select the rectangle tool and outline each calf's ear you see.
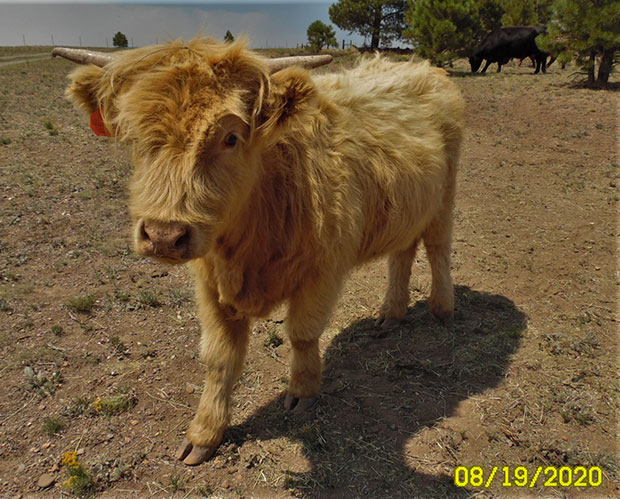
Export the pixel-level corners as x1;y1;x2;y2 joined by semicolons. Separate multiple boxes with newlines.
258;67;315;138
66;64;106;115
66;65;115;137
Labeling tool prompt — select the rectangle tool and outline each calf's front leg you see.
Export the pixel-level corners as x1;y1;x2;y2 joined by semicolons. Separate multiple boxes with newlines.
284;275;343;412
176;279;249;465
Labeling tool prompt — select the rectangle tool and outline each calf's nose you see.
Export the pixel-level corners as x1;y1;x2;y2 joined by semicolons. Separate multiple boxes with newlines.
138;219;192;261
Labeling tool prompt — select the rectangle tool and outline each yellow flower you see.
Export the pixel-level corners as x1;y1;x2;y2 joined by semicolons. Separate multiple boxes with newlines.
61;451;79;470
61;451;76;465
90;397;103;412
63;475;77;488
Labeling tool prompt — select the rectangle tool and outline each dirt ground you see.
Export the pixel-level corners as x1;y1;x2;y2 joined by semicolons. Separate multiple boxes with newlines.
0;49;618;498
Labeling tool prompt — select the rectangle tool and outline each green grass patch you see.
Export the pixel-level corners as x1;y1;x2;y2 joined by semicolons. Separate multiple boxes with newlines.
0;282;35;300
68;293;96;313
42;416;65;436
43;118;60;136
264;327;283;349
19;346;64;366
170;287;193;306
91;388;137;416
137;290;161;308
64;396;92;417
25;369;63;397
65;388;137;418
110;335;129;356
113;289;130;303
168;469;185;494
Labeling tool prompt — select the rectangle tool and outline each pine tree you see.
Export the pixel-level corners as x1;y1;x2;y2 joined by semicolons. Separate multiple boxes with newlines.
112;32;128;48
534;0;555;24
541;0;619;83
405;0;482;65
224;30;235;43
500;0;539;25
329;0;408;49
306;20;338;52
477;0;505;33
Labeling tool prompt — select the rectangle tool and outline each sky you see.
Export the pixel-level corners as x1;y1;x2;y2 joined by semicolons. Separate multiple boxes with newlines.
0;2;365;48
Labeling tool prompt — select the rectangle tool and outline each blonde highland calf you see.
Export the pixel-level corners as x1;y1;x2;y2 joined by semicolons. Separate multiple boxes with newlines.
55;37;465;465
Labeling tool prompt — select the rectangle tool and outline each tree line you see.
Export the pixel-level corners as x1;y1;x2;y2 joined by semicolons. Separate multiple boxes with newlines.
306;0;617;83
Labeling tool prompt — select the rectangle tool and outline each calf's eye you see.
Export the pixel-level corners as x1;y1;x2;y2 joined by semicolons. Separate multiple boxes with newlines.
224;133;238;147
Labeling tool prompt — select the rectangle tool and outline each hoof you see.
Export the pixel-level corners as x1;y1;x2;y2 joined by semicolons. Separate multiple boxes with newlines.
284;393;318;413
175;437;218;466
431;308;454;327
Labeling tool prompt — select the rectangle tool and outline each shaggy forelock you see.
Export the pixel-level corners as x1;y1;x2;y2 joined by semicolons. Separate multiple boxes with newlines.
64;37;275;225
89;37;270;159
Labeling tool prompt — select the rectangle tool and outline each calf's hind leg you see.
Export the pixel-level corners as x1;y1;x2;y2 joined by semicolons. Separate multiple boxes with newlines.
376;241;419;329
422;207;455;325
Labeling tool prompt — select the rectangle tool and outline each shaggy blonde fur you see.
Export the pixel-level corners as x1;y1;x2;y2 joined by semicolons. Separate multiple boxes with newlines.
66;37;465;464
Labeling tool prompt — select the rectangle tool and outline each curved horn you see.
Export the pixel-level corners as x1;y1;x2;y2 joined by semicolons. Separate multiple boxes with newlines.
51;47;115;67
51;46;333;72
266;54;333;73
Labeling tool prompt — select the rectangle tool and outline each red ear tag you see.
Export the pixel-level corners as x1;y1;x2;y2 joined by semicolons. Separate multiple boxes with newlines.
90;108;111;137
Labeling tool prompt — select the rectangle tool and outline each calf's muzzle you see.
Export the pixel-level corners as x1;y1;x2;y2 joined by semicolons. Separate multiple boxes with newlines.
138;219;192;261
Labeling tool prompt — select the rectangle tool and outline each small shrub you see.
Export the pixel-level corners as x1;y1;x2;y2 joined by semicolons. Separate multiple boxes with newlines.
196;484;215;496
0;137;11;145
561;403;594;426
81;323;93;333
138;291;161;308
26;370;63;397
65;396;92;417
42;416;65;436
43;118;59;136
264;327;283;349
68;293;96;313
110;335;128;356
62;451;94;496
170;287;192;306
114;289;130;303
51;325;63;336
169;470;185;494
90;391;137;416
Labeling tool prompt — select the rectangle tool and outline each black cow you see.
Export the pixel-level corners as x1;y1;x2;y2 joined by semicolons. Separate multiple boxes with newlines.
469;26;549;74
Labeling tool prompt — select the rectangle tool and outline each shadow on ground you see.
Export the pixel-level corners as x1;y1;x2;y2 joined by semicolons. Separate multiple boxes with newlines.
227;286;527;497
447;70;487;77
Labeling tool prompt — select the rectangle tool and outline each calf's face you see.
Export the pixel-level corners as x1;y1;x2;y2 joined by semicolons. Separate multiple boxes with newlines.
128;106;257;265
65;40;315;264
